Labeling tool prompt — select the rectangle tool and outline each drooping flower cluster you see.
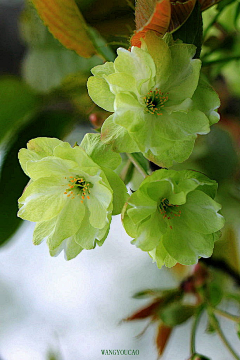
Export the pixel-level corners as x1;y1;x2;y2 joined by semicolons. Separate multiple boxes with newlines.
122;169;225;267
87;32;220;167
18;134;127;260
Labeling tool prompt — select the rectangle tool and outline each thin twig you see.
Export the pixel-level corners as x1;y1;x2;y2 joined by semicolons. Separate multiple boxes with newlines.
127;153;148;178
208;310;240;360
190;305;205;355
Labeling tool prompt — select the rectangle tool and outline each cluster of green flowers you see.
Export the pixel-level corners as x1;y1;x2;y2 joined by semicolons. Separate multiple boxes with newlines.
18;134;127;260
17;31;225;266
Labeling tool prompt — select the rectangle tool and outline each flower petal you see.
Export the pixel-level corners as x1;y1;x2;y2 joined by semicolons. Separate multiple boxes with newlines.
192;75;220;125
179;190;225;234
163;221;215;265
87;182;112;229
133;211;167;251
101;114;140;153
47;197;85;250
18;177;66;221
149;241;177;269
87;75;115;112
26;156;78;180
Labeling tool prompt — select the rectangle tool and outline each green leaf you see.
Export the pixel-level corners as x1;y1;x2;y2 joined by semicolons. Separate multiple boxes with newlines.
159;303;196;326
0;77;38;143
172;0;203;59
0;110;75;246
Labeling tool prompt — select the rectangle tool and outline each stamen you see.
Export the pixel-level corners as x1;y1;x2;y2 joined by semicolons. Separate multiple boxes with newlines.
144;88;169;115
63;176;93;201
158;198;181;224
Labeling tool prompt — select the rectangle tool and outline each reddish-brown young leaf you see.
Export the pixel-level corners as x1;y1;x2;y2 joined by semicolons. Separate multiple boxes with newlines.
168;0;197;32
156;323;173;357
31;0;97;58
200;0;221;11
131;0;171;47
124;299;162;321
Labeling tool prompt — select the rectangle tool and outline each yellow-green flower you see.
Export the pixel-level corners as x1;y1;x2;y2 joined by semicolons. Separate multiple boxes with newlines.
122;169;225;267
18;134;127;260
87;32;220;167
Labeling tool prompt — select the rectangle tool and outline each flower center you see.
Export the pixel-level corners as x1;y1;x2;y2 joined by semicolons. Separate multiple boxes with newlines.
144;89;168;115
158;198;181;228
64;176;93;202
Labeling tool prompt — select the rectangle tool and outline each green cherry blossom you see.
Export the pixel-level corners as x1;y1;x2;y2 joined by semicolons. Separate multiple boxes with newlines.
87;32;220;167
18;134;128;260
122;169;225;268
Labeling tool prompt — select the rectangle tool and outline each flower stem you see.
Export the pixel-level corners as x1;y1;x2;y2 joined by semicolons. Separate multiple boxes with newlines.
127;153;148;178
190;305;205;355
213;308;240;323
208;309;240;360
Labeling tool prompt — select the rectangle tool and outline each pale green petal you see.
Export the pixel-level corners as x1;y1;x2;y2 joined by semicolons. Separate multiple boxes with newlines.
145;136;195;168
87;75;115;112
134;211;167;251
101;166;128;215
96;211;111;242
180;190;225;234
106;72;138;95
49;241;65;257
80;133;121;170
91;61;115;76
47;197;85;250
174;170;218;199
114;108;145;133
121;203;138;238
114;93;143;113
143;32;171;87
87;182;112;229
163;220;215;265
165;44;200;102
101;114;140;153
127;193;156;224
192;75;220;125
64;237;83;260
18;148;42;176
140;179;173;203
27;137;62;157
167;58;201;105
18;177;66;221
149;241;177;269
53;142;100;173
33;218;56;245
26;156;78;180
73;207;98;249
114;47;155;94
